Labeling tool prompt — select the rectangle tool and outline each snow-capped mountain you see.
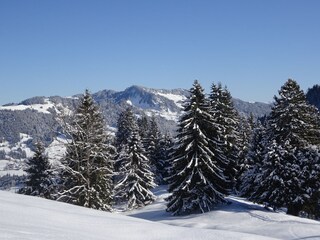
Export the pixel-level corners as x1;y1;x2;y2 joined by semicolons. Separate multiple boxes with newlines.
0;85;271;183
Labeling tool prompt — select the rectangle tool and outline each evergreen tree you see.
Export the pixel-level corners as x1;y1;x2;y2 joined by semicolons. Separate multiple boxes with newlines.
115;107;136;150
252;141;303;213
115;122;156;210
166;80;229;215
57;90;115;211
240;121;266;198
147;115;165;184
114;107;136;172
268;79;320;147
19;142;52;198
209;83;240;191
306;84;320;111
137;113;150;150
251;79;320;216
299;146;320;219
235;115;254;192
158;132;174;184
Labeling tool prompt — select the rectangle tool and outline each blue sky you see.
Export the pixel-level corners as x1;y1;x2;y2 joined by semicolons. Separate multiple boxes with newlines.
1;0;320;105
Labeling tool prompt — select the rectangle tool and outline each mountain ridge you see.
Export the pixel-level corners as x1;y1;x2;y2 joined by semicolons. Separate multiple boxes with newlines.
0;85;272;143
0;85;272;179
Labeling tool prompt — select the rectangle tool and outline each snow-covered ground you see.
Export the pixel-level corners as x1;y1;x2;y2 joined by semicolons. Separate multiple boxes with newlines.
0;98;71;115
0;133;34;177
0;99;56;114
1;186;319;240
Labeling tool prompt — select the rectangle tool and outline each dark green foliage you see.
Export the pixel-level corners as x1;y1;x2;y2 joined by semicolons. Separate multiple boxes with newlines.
166;80;229;215
157;133;174;184
251;79;320;216
137;114;150;144
299;146;320;219
240;122;266;198
251;141;304;211
306;84;320;111
19;142;52;198
115;107;137;150
137;114;172;185
146;115;165;184
115;125;156;209
209;83;240;191
268;79;320;147
235;115;254;192
115;107;138;173
58;90;115;211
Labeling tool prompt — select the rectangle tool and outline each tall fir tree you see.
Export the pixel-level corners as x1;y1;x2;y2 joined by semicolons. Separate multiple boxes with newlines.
137;113;150;150
147;115;165;184
298;146;320;218
166;80;229;215
269;79;320;147
251;79;320;216
159;132;174;184
115;118;156;209
239;121;266;198
209;83;240;191
115;107;137;150
114;107;137;172
57;90;115;211
19;142;52;198
235;115;254;191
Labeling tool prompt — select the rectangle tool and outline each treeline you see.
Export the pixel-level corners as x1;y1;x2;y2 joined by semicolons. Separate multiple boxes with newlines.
18;80;320;219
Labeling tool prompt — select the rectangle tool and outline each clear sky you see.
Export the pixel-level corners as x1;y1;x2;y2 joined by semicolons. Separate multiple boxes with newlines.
1;0;320;105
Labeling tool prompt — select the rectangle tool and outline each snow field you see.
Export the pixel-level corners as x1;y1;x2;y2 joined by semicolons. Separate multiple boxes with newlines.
0;190;277;240
1;185;320;239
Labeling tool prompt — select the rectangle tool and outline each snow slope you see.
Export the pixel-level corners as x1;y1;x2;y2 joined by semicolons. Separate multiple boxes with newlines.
1;187;320;240
124;187;320;240
0;191;276;240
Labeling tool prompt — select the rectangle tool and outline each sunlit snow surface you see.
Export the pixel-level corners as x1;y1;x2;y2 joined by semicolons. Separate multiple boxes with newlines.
0;99;56;114
1;187;320;240
0;98;72;115
156;92;186;109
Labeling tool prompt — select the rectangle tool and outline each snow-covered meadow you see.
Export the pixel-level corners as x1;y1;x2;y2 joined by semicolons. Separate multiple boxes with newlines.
1;186;320;240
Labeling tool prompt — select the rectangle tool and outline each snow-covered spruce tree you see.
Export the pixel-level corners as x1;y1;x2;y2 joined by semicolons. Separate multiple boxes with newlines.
57;90;115;211
239;121;266;198
115;107;137;173
146;115;166;184
115;107;137;150
235;115;254;192
209;83;240;192
251;79;320;216
166;80;229;215
298;146;320;219
137;113;150;150
19;142;52;198
268;79;320;147
158;132;174;184
252;140;304;213
115;119;156;210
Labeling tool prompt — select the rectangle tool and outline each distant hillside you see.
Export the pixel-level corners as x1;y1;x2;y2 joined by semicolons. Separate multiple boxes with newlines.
0;85;271;144
0;85;272;177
